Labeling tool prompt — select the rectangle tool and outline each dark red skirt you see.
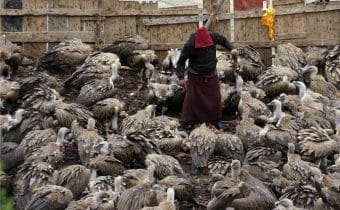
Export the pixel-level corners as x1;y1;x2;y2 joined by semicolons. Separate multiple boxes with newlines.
182;72;221;124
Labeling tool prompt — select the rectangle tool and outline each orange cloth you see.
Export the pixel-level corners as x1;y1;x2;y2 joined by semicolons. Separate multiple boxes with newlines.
261;4;275;41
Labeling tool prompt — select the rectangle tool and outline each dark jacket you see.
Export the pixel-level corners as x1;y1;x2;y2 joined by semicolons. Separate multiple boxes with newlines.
176;32;233;80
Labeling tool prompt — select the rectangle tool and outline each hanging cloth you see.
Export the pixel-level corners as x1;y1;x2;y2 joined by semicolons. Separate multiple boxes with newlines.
261;4;276;41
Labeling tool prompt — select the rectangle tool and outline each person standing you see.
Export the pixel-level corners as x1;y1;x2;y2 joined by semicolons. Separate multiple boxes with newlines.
176;25;233;130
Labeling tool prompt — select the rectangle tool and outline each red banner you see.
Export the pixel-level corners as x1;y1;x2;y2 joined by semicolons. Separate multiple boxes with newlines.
234;0;263;11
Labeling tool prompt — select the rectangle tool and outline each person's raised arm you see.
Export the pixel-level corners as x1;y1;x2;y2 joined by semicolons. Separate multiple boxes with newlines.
211;32;233;51
176;43;190;80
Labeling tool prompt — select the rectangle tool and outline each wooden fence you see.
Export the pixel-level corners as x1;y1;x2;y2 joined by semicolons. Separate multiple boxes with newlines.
0;0;339;65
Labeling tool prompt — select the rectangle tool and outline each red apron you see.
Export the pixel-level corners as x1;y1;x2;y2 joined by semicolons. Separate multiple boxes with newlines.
181;72;221;124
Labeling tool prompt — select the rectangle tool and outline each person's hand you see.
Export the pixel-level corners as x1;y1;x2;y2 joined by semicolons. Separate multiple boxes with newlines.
179;79;187;88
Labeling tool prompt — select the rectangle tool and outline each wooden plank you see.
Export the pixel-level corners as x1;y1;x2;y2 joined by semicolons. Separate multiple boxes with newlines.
244;18;259;42
230;0;234;41
231;39;340;47
142;38;340;50
306;12;320;40
80;0;99;33
134;3;339;26
23;16;46;31
101;0;119;10
273;0;304;6
0;8;207;16
234;19;246;42
276;32;307;40
215;20;231;40
318;11;339;40
203;0;213;12
66;1;84;37
118;0;137;10
217;3;340;20
22;0;47;57
48;16;68;31
22;42;46;58
257;16;267;42
135;1;158;10
103;17;122;44
123;16;137;35
0;0;3;32
4;31;96;42
142;14;210;26
81;0;99;9
292;13;306;33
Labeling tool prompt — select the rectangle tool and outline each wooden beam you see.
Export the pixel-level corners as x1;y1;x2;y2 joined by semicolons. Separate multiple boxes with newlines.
232;39;340;47
218;3;340;20
3;31;96;42
142;14;210;26
148;38;340;50
230;0;235;42
276;32;307;40
205;0;225;30
273;0;304;6
0;8;207;17
137;3;340;26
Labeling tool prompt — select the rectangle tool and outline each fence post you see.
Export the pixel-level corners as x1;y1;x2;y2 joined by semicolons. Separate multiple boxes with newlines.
230;0;234;42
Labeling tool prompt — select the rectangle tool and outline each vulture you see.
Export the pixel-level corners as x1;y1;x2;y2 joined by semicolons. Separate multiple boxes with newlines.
55;164;91;199
275;43;306;71
24;185;73;210
325;44;340;89
19;128;58;157
145;153;186;180
255;65;298;98
273;198;306;210
236;73;272;120
189;123;218;176
301;64;337;99
162;48;181;74
297;127;337;165
37;38;93;74
71;118;105;167
91;97;125;131
41;99;94;128
0;170;11;191
0;141;25;171
101;34;150;66
103;35;157;82
140;187;176;210
282;143;322;182
315;175;340;210
63;51;120;91
0;76;20;105
116;164;163;210
216;51;235;82
75;59;121;106
120;104;157;135
157;175;194;202
14;162;57;210
231;45;266;81
305;46;328;74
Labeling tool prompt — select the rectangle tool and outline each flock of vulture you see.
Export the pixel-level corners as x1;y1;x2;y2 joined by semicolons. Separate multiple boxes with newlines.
0;34;339;210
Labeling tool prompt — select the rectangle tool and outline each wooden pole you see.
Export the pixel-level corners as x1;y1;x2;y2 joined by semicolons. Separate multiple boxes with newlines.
205;0;226;30
198;12;204;27
230;0;235;42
